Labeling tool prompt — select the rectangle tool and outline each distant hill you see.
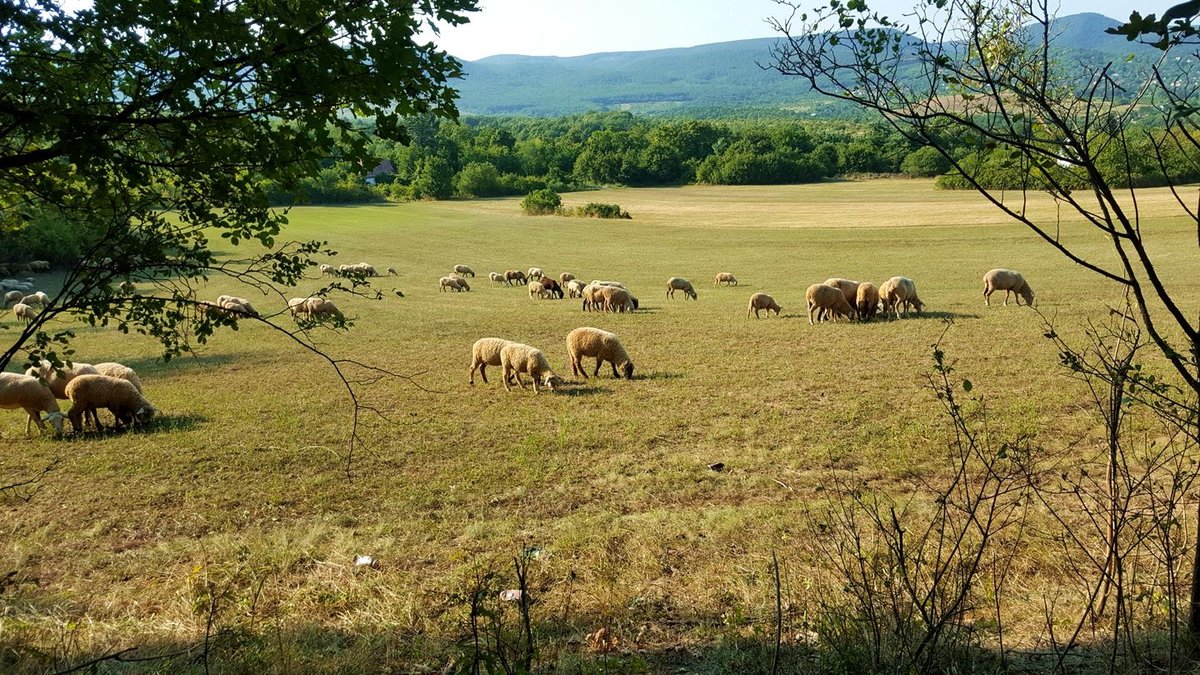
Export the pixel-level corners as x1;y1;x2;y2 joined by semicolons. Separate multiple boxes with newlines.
452;13;1163;118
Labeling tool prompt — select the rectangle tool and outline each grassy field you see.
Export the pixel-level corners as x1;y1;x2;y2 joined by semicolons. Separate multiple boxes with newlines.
2;178;1199;672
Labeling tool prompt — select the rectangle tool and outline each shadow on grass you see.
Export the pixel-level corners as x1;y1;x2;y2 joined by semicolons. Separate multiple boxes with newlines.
637;371;684;381
114;352;241;374
65;413;206;440
559;385;610;397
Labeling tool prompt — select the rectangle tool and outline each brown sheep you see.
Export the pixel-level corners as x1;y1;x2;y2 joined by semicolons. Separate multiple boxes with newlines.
747;293;782;318
806;284;856;324
983;269;1034;306
856;282;881;321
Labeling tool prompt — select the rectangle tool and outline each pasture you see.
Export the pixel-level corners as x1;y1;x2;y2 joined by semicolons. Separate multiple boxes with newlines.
2;178;1198;671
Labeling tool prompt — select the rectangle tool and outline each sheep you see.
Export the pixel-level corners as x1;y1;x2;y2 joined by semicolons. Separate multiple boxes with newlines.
440;276;464;292
20;292;45;307
118;281;136;294
581;284;602;312
666;277;698;300
807;284;856;324
983;269;1035;307
527;267;544;280
304;297;343;320
26;360;99;399
539;278;564;299
28;260;50;272
499;343;564;393
216;295;259;318
599;285;635;313
567;327;635;380
454;277;471;292
505;270;528;286
566;279;587;298
879;276;924;318
0;372;65;436
747;293;781;318
823;278;861;308
319;264;335;277
714;272;738;286
489;272;505;284
65;374;156;432
856;282;881;321
13;302;35;324
529;281;552;299
93;362;143;393
354;262;378;277
454;264;476;278
287;297;310;316
590;280;625;289
468;337;515;385
4;290;22;307
559;272;576;284
387;266;398;276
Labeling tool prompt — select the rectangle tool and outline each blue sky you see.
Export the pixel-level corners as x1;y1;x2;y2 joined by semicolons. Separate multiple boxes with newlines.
433;0;1169;60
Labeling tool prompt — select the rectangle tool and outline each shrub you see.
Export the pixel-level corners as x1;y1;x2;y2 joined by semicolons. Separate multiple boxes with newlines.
901;146;951;177
572;203;631;219
520;188;561;215
454;162;504;198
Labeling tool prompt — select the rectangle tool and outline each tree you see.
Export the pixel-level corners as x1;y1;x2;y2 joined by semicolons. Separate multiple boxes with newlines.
0;1;476;459
769;0;1200;644
901;146;952;177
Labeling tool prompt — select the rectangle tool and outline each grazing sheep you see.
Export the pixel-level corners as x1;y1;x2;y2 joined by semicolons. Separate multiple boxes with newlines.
13;303;36;323
387;266;398;276
666;277;698;300
566;327;635;380
454;277;471;292
499;343;564;393
453;264;476;278
20;292;45;307
600;285;635;313
505;270;528;286
879;276;924;318
287;297;310;316
590;280;625;289
319;264;335;277
856;282;881;321
559;272;576;284
117;281;136;294
304;298;343;320
93;362;143;393
0;372;65;436
823;278;861;308
468;337;515;385
340;262;377;277
65;374;156;432
747;293;782;318
28;260;50;272
527;267;544;280
806;284;856;324
26;360;99;399
529;281;552;299
983;269;1035;306
539;278;564;299
440;276;465;292
715;272;738;286
489;272;505;284
4;290;22;307
216;295;259;318
566;279;587;298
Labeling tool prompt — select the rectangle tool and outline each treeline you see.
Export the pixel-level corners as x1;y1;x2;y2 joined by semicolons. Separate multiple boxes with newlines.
271;111;1198;206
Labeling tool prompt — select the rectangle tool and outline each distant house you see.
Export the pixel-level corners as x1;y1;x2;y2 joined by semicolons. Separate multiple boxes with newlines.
364;159;395;185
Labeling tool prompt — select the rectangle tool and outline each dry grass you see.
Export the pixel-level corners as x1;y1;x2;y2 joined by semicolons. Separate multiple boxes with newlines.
1;178;1198;672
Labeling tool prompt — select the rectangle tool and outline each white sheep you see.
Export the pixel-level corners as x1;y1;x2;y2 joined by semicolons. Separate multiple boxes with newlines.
879;276;924;318
599;285;635;312
468;337;515;385
13;303;36;324
566;327;635;379
823;278;861;308
581;284;602;312
4;290;22;307
489;272;505;284
807;284;856;324
983;269;1034;306
856;282;881;321
566;279;587;298
666;277;697;300
590;280;625;289
527;267;544;280
715;272;738;286
26;360;99;399
216;295;259;318
93;362;144;393
304;297;343;320
454;264;476;278
559;272;576;284
319;264;335;276
118;281;136;294
499;343;564;393
0;372;64;436
65;374;156;432
440;276;466;292
747;293;781;318
19;292;45;307
529;281;552;299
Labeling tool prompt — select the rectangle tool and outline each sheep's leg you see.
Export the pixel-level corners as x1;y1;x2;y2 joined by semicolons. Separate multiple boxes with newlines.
512;371;527;390
808;304;816;325
983;285;991;305
1003;289;1011;306
610;361;620;378
593;359;603;377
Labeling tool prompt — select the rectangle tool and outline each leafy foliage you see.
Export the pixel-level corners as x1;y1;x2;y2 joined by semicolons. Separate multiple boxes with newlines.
520;189;562;215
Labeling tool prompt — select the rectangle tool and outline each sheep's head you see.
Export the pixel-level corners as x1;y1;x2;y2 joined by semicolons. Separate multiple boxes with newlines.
134;405;157;425
543;374;566;390
44;410;64;435
686;288;697;300
622;362;635;380
911;298;925;312
1020;286;1035;306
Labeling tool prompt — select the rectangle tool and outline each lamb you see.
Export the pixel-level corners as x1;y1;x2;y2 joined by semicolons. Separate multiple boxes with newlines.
807;284;856;324
26;360;99;399
93;362;143;393
65;374;157;432
4;290;22;307
538;278;564;299
823;278;861;308
454;264;476;278
879;276;924;318
566;327;635;380
559;272;576;284
527;267;544;280
856;282;881;321
505;270;528;286
714;272;738;286
666;277;698;300
983;269;1035;307
529;281;552;299
468;337;515;385
566;279;587;298
499;343;564;393
747;293;782;318
13;302;35;323
0;372;65;436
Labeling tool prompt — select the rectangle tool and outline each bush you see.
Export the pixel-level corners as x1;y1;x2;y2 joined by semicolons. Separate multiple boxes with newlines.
1;210;104;266
571;203;631;219
901;146;951;177
520;188;561;215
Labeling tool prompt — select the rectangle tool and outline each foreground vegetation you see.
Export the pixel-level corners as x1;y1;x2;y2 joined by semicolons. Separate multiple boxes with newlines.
2;180;1199;672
